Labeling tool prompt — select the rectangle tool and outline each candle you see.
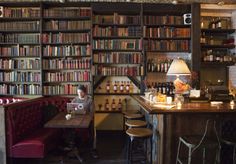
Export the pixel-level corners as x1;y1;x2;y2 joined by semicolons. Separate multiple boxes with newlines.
230;100;235;106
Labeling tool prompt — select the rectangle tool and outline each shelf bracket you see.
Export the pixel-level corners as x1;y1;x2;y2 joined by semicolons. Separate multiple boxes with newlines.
127;76;141;90
93;76;107;90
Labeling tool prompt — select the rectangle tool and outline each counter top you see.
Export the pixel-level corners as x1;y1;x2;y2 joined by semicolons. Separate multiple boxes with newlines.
132;95;236;114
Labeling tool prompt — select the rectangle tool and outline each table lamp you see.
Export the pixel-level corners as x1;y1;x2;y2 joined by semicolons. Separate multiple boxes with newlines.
167;58;191;104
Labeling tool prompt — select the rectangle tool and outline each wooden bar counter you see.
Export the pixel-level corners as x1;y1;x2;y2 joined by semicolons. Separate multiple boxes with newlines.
132;95;236;164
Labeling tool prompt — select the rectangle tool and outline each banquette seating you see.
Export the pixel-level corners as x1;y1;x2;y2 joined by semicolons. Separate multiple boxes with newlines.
4;96;72;163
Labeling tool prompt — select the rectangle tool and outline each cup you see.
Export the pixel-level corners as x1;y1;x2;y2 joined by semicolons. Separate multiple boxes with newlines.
65;114;72;120
166;96;172;104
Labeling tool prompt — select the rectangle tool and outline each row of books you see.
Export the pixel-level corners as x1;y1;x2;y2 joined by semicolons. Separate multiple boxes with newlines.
92;65;144;76
93;14;140;25
42;33;90;44
44;7;91;17
44;20;91;30
0;21;40;31
43;84;91;95
2;7;40;18
43;45;91;57
93;52;142;64
144;15;184;25
145;40;190;51
144;27;191;38
0;84;41;95
44;71;91;82
0;33;40;43
93;26;142;37
93;39;142;50
42;59;91;69
0;59;40;69
0;46;40;57
0;71;41;82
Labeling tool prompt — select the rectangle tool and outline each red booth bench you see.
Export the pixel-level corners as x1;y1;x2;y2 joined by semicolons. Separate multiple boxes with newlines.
4;96;72;163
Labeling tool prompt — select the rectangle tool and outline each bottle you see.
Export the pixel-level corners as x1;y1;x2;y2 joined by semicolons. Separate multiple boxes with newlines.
105;99;109;111
113;81;117;93
116;81;120;93
111;99;116;110
216;17;222;29
118;99;122;111
126;81;130;93
200;32;206;44
164;59;168;72
120;81;124;92
211;18;216;29
106;81;110;93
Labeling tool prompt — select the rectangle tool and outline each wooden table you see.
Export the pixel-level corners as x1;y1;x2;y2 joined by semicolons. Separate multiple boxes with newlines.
132;95;236;164
44;112;92;163
44;112;92;129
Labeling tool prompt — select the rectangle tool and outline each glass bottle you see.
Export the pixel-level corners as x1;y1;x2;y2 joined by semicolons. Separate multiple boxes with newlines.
126;81;130;93
105;99;109;111
111;99;116;111
106;81;110;93
118;99;122;111
113;81;117;93
120;81;124;92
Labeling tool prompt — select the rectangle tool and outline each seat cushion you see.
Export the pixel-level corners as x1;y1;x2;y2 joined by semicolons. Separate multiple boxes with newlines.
11;128;60;158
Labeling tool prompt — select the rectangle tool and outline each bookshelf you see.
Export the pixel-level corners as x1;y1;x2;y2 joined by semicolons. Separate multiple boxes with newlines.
143;3;194;90
41;3;92;96
0;3;41;96
200;4;236;88
92;3;143;113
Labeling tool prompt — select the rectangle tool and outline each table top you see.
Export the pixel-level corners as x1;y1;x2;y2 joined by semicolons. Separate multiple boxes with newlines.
44;112;92;128
132;95;236;114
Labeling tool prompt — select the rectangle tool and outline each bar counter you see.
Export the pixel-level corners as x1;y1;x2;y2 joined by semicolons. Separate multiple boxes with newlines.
132;95;236;164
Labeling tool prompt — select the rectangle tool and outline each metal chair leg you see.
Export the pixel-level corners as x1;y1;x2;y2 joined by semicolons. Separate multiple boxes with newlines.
176;138;181;164
188;147;192;164
203;147;206;164
233;145;236;164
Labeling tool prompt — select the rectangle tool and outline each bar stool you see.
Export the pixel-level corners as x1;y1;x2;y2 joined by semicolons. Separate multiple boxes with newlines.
176;119;220;164
126;128;153;164
123;113;144;131
221;138;236;164
125;120;147;129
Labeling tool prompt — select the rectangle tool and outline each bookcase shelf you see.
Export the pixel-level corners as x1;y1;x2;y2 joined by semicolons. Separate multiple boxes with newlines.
42;55;91;58
92;23;141;27
0;30;40;33
94;93;140;95
42;29;91;33
143;37;191;40
42;42;90;45
43;16;91;20
144;24;191;28
201;44;235;49
201;28;235;34
92;49;142;52
0;17;40;21
93;36;141;39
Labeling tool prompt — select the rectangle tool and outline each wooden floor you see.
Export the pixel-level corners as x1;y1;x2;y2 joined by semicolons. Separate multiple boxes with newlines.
13;131;127;164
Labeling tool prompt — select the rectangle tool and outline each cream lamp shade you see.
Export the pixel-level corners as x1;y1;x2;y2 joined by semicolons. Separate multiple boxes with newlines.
167;58;191;76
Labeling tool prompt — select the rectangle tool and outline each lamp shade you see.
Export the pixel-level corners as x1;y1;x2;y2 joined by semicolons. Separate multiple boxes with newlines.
167;58;191;76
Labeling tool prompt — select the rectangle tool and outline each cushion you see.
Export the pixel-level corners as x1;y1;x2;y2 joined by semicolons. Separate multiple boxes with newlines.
11;128;60;158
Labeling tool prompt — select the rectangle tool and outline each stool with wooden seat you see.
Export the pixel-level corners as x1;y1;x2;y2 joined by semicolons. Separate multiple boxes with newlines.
176;119;220;164
126;128;153;164
123;113;144;131
125;120;147;129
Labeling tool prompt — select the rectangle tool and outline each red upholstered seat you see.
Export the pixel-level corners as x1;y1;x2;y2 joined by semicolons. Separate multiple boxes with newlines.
11;128;60;158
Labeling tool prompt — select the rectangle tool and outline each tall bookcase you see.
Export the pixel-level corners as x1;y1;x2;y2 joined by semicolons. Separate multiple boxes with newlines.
92;3;144;115
200;4;236;89
143;4;193;92
0;3;41;96
41;3;92;96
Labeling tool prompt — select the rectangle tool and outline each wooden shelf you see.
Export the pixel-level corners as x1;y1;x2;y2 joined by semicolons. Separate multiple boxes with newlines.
0;30;40;33
94;93;140;95
43;68;91;71
0;81;41;84
201;44;235;49
0;69;40;71
93;36;141;39
42;29;90;33
43;16;90;20
43;81;91;84
145;50;191;53
143;37;191;40
43;55;91;58
0;17;40;21
92;23;140;27
0;56;40;58
201;28;235;34
93;63;141;65
144;24;191;27
92;49;142;52
201;61;235;67
42;42;90;45
0;43;40;45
